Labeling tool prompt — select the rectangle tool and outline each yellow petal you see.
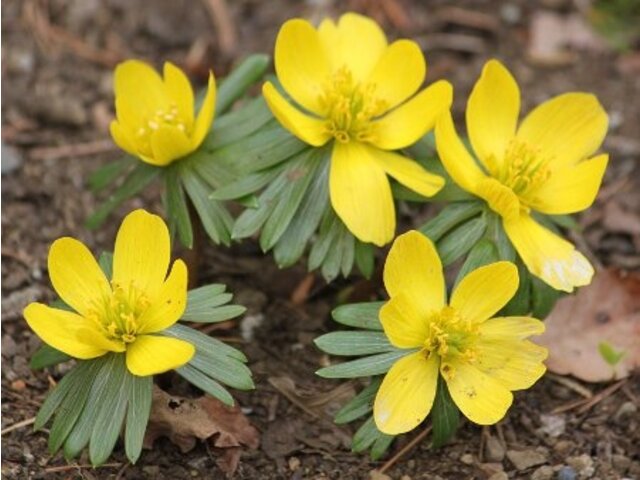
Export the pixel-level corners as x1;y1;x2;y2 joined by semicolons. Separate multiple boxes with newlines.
445;359;513;425
450;262;519;324
475;177;520;222
370;147;444;198
137;260;188;334
367;40;425;110
114;60;167;116
475;338;547;391
380;293;430;349
77;328;126;353
503;213;594;292
126;335;195;376
163;62;194;127
383;230;445;312
517;93;608;167
435;111;486;194
527;154;608;215
112;209;170;301
23;303;107;359
318;13;387;82
479;316;545;339
150;125;193;166
374;351;439;435
467;59;520;169
110;120;137;156
191;72;217;150
275;18;330;115
374;80;453;150
329;142;394;246
48;237;111;317
262;82;331;147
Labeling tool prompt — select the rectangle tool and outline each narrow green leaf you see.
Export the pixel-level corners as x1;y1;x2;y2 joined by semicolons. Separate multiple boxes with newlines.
334;378;381;425
548;214;579;231
308;212;341;272
500;261;532;316
164;167;193;249
188;351;254;390
484;211;516;261
86;163;159;230
207;96;273;149
531;276;562;318
370;432;395;460
88;156;134;192
454;239;499;290
30;344;71;370
186;284;227;303
352;416;382;453
316;350;413;379
314;332;397;357
320;222;349;282
437;216;487;266
89;354;129;466
125;374;153;464
431;376;460;448
182;166;233;246
176;364;235;406
166;324;247;362
354;241;375;279
98;252;113;279
598;341;626;367
339;226;356;278
332;302;384;331
215;54;270;114
420;202;483;242
211;165;281;201
185;305;246;324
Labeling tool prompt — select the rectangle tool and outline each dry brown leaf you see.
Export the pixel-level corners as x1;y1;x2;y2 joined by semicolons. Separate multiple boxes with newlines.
144;386;260;475
538;269;640;382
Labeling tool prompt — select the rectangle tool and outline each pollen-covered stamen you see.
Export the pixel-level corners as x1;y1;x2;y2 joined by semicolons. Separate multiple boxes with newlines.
487;140;552;198
318;67;388;144
134;103;188;155
421;306;479;370
88;282;151;344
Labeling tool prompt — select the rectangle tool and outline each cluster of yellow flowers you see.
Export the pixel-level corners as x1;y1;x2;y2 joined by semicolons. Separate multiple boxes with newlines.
26;11;609;456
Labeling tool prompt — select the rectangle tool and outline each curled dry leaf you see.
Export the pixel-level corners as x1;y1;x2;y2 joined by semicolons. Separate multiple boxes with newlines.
538;269;640;382
144;386;260;475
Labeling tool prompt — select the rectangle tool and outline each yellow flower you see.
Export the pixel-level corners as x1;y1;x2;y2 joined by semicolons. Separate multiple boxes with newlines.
263;13;452;246
23;210;194;376
436;59;608;292
110;60;216;167
374;231;547;435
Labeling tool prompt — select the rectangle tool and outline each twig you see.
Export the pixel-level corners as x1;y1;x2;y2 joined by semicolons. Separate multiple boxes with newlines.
44;463;122;473
202;0;237;57
1;417;36;435
291;273;315;305
378;425;432;474
115;462;130;480
29;139;118;161
547;373;593;399
552;378;627;414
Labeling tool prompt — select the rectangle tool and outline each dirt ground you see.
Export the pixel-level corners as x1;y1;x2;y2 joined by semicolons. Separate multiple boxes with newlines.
2;0;640;479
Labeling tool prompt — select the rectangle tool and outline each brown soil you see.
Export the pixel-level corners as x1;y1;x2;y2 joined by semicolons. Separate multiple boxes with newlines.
2;0;639;479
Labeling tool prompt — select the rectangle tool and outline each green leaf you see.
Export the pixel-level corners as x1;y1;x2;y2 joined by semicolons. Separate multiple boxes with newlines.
437;215;487;267
484;211;516;262
210;165;281;201
273;158;330;268
334;378;381;424
370;432;395;460
166;324;248;362
308;211;341;273
86;162;159;230
500;261;532;316
125;374;153;464
188;350;254;390
30;344;71;370
48;358;107;454
260;149;323;251
531;276;562;318
182;285;246;323
598;341;627;367
354;241;375;279
215;54;270;114
420;202;483;242
454;239;499;290
89;354;129;466
431;376;459;448
352;415;394;458
332;302;384;331
316;350;413;379
164;166;193;249
176;364;235;406
548;214;580;231
339;226;356;278
98;252;113;279
207;96;273;149
182;166;233;246
314;332;397;357
88;156;135;192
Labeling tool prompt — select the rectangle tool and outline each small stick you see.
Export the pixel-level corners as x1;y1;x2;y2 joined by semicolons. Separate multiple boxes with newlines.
44;463;122;473
1;417;36;435
576;379;627;415
378;425;432;474
30;139;118;161
202;0;237;57
547;373;593;399
291;273;315;305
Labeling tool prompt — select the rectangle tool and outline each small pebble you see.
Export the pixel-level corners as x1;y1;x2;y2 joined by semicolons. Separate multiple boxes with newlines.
532;465;554;480
612;454;631;474
566;454;594;478
488;473;508;480
460;453;475;465
507;449;547;471
614;402;637;424
485;435;506;462
557;466;577;480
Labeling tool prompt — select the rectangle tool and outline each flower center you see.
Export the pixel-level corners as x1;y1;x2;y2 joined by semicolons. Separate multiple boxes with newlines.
134;104;188;156
88;282;151;344
318;67;388;144
486;140;552;199
422;306;478;379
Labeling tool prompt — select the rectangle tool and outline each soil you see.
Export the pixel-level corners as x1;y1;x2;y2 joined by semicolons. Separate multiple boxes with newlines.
2;0;640;479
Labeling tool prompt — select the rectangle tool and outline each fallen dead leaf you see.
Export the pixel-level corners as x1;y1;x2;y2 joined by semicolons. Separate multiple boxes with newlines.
144;386;260;475
538;269;640;382
603;201;640;236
